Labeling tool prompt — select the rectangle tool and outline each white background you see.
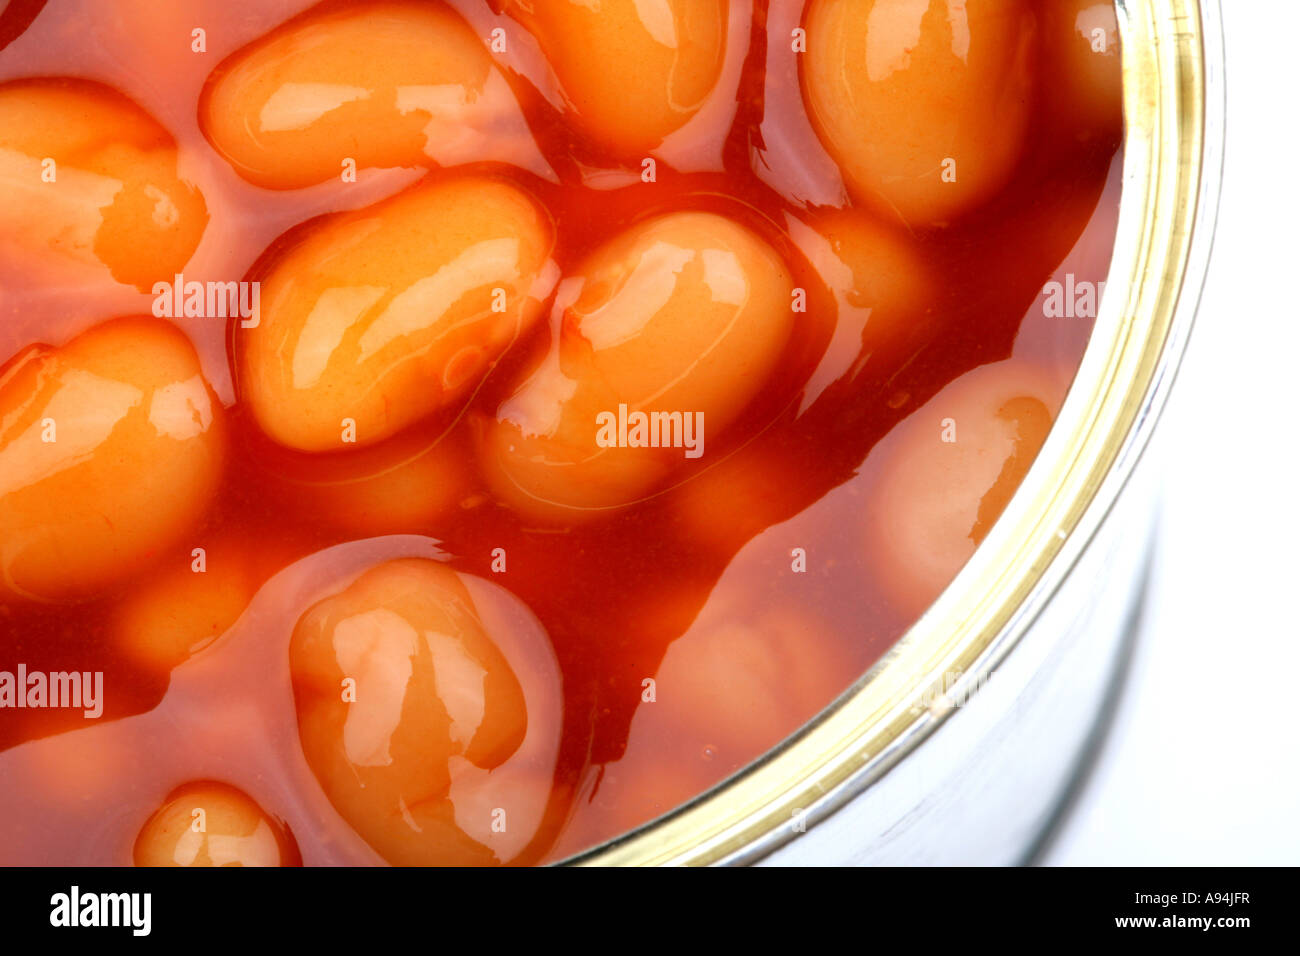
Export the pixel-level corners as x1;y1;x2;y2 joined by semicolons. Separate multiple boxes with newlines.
1043;0;1300;865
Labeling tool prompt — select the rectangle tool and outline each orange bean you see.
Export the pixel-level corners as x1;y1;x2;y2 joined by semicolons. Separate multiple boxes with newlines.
477;211;793;521
504;0;728;154
802;0;1037;227
289;558;551;865
866;360;1064;619
238;174;555;452
650;600;852;765
134;781;300;867
552;598;851;858
1043;1;1123;144
267;427;474;538
800;209;932;388
0;317;225;603
201;1;541;188
112;534;269;673
0;78;207;291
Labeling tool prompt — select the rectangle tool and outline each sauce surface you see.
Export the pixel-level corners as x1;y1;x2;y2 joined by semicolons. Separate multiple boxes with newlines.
0;0;1122;864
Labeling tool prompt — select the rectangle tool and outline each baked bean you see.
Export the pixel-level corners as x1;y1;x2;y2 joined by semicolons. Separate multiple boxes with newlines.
134;781;300;867
238;175;555;452
0;317;225;602
202;1;544;188
0;78;207;290
503;0;727;154
866;360;1063;618
802;0;1036;226
477;210;793;520
289;558;553;865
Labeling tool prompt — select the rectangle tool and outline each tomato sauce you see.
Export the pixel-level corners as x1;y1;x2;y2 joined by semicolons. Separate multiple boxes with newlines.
0;0;1122;864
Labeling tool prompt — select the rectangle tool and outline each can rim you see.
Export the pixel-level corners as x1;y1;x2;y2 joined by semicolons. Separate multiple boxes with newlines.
571;0;1225;867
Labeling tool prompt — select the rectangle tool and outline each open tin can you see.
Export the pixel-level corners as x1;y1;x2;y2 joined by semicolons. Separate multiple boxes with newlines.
574;0;1226;866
